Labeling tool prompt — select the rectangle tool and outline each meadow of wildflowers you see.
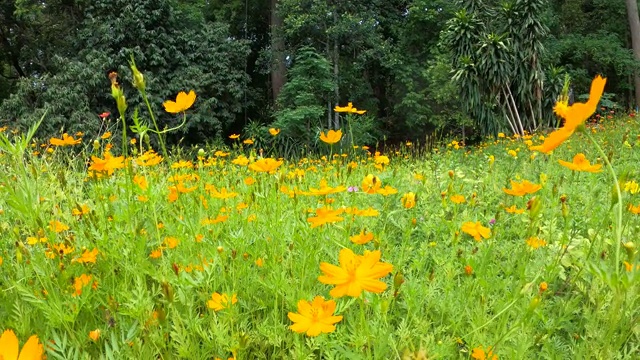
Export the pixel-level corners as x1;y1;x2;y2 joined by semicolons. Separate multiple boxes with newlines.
0;70;638;359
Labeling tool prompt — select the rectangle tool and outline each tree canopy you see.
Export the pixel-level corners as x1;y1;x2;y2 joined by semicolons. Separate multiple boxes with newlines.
1;0;639;147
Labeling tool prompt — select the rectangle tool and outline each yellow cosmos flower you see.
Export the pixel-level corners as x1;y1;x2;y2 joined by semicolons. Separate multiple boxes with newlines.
503;179;542;196
207;292;237;311
624;181;640;194
89;329;100;342
243;139;254;145
374;185;396;196
557;153;602;172
628;204;640;214
72;204;90;217
163;90;196;113
0;329;44;360
320;129;342;144
248;158;283;173
269;128;280;136
288;296;343;337
232;155;250;166
504;205;525;214
450;195;466;204
401;192;416;209
526;237;547;249
334;102;366;114
530;76;606;154
100;132;112;140
229;134;240;140
461;221;491;241
361;174;381;194
318;248;393;298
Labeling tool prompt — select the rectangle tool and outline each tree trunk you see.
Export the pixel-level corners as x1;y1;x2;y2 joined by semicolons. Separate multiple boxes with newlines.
625;0;640;109
332;10;340;130
270;0;286;105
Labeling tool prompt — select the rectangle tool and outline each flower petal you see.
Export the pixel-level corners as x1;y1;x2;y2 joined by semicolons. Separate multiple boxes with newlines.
0;329;19;360
17;335;44;360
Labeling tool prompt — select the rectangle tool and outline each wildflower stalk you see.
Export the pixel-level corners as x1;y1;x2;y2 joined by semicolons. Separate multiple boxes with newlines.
585;130;623;283
140;91;168;157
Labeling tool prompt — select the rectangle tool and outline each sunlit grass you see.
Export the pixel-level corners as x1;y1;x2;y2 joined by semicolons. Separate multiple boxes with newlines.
0;82;638;358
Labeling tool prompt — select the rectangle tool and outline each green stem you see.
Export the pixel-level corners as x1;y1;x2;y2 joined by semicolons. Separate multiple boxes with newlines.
141;90;168;157
120;115;128;158
585;130;623;283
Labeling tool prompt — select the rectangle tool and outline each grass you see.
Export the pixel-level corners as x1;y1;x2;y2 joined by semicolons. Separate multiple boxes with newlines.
0;115;638;359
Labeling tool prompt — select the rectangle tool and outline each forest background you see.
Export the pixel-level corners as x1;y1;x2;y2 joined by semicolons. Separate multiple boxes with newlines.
1;0;640;151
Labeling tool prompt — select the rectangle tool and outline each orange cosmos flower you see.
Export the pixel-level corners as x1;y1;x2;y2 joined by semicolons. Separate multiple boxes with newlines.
334;102;366;114
628;204;640;214
0;329;44;360
461;221;491;241
471;345;498;360
163;90;196;113
207;292;237;311
319;129;342;144
502;179;542;196
136;150;163;167
269;128;280;136
248;158;283;173
71;204;90;216
307;207;344;228
88;151;125;175
307;179;347;196
149;249;163;259
48;220;69;233
50;133;82;146
401;192;416;209
318;248;393;298
73;274;94;297
133;174;148;190
530;75;606;154
89;329;101;342
229;134;240;140
72;248;99;264
288;296;343;336
350;229;374;245
558;153;602;173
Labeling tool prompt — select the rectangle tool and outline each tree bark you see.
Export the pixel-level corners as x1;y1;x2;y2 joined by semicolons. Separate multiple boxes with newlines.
625;0;640;109
270;0;286;105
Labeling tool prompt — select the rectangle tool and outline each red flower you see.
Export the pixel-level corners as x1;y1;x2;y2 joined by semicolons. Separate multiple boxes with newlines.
98;112;111;119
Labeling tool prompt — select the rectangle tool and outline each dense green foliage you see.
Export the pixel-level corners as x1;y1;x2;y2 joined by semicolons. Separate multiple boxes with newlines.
1;0;640;145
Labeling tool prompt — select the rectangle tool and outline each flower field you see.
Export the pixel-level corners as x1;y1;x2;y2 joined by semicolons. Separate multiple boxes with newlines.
0;79;639;359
